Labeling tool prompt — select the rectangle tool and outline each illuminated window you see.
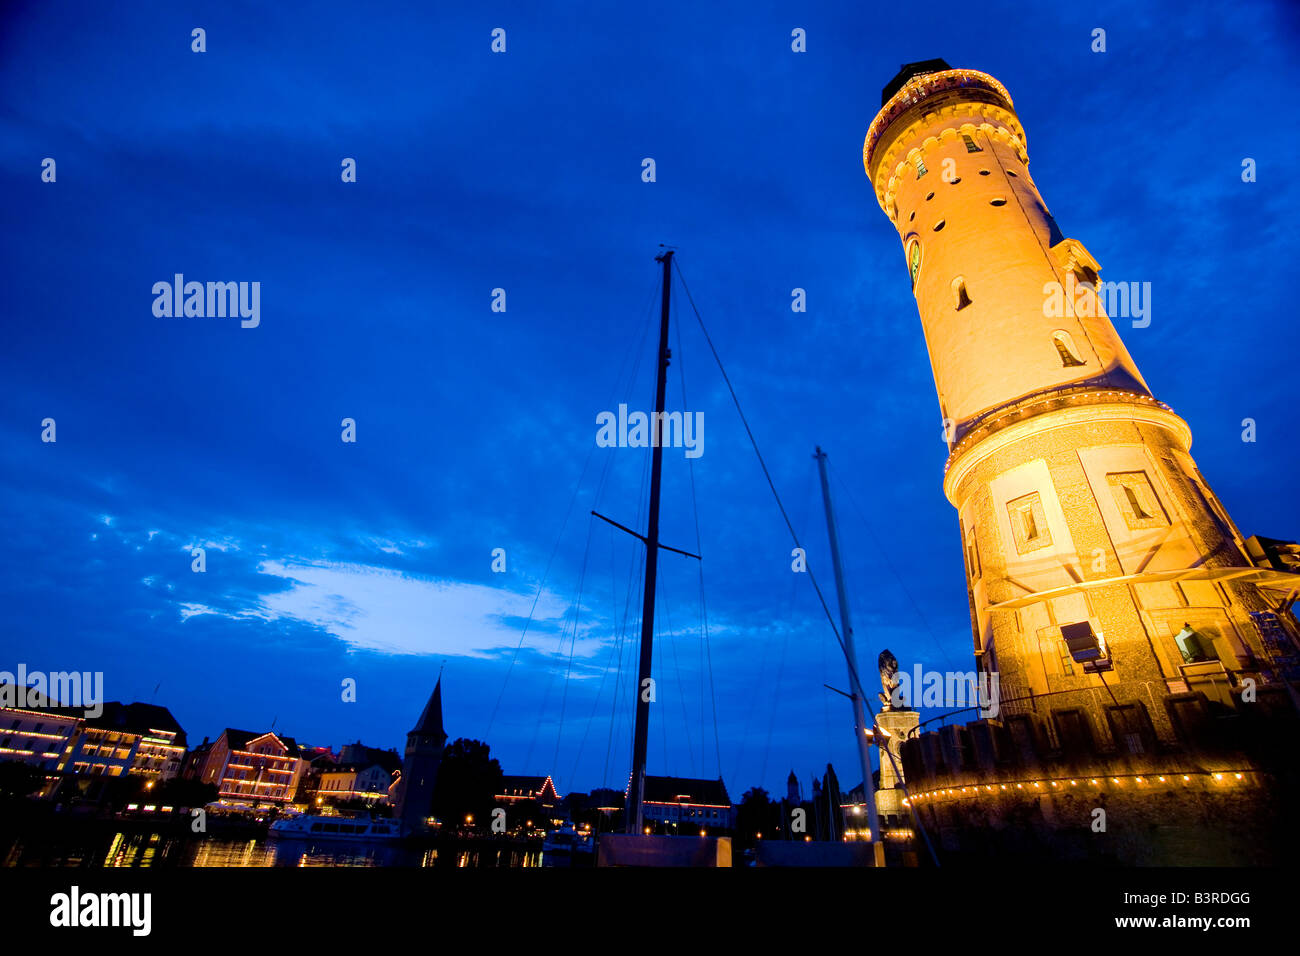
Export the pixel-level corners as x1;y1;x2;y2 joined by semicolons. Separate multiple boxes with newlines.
1007;492;1052;553
963;520;981;580
1107;472;1167;530
952;277;971;311
916;157;928;178
962;134;982;153
1052;330;1086;367
1172;623;1217;664
907;240;921;287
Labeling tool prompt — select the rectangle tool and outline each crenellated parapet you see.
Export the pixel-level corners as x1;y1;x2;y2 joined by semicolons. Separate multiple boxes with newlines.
896;688;1300;863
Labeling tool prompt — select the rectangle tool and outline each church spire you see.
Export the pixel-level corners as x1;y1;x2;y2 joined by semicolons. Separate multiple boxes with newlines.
409;676;445;741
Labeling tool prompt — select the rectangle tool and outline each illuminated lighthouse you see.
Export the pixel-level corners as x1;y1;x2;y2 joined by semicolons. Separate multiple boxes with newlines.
863;61;1300;863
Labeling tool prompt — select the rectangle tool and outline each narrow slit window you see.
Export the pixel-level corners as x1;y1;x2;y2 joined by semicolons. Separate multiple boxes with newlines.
962;134;982;153
964;520;981;580
990;198;1007;206
1123;485;1153;520
952;277;972;310
1007;492;1052;553
1106;472;1168;530
933;219;946;232
1052;330;1087;367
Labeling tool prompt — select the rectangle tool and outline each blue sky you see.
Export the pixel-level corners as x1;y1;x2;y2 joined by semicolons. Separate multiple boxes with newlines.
1;0;1297;799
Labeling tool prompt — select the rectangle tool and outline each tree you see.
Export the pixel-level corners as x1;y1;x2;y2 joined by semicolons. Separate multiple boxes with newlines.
0;760;44;800
431;738;503;830
149;775;218;809
735;787;779;847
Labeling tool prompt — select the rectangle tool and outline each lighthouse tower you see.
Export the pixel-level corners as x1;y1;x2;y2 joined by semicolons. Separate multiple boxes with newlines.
862;62;1300;863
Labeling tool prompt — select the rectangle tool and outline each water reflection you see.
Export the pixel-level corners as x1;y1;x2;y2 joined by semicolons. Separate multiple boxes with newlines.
2;831;540;868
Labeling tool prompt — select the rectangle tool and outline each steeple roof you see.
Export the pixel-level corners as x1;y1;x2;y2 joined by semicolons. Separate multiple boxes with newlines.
409;677;445;739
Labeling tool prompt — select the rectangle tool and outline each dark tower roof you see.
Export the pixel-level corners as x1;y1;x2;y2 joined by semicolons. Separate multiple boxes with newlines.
409;677;445;739
880;58;952;106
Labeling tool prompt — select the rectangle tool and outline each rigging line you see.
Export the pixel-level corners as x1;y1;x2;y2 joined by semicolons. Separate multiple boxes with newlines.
566;526;628;789
657;613;668;779
829;460;959;673
485;272;659;740
550;511;596;776
757;611;792;791
658;573;698;778
677;263;943;866
485;437;594;742
673;279;723;779
603;528;645;789
673;260;866;711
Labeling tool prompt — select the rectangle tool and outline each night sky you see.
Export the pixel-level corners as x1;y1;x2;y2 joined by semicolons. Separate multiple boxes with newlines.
2;0;1297;801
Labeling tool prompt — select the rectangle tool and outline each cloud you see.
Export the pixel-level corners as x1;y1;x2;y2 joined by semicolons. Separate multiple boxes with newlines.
250;559;604;659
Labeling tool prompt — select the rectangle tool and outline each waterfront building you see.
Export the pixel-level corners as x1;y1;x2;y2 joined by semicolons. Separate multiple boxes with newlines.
495;774;560;809
0;686;80;772
59;702;187;780
188;729;304;808
319;747;402;807
634;775;733;833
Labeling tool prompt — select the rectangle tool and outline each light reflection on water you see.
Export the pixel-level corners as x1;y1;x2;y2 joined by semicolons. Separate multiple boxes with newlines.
4;831;541;868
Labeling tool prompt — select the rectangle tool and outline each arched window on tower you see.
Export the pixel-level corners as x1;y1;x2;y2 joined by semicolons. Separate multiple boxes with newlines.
952;277;972;310
1052;330;1087;367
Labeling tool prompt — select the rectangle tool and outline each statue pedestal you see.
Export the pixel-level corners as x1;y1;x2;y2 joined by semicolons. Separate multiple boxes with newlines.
875;709;919;823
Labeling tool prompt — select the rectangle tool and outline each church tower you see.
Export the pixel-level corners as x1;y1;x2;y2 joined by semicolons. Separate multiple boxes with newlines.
862;62;1299;863
396;677;447;835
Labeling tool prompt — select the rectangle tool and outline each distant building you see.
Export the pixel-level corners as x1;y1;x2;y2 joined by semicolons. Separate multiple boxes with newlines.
587;787;624;813
495;774;560;809
635;775;733;832
59;702;187;780
395;678;447;834
291;745;337;805
319;745;402;806
188;729;304;807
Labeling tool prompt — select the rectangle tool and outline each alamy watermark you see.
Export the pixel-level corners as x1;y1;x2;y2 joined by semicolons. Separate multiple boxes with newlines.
152;274;260;328
890;665;1000;718
596;403;704;459
1043;272;1151;328
0;666;103;718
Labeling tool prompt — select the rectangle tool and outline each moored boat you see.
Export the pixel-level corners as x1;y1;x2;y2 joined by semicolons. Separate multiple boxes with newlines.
268;814;400;842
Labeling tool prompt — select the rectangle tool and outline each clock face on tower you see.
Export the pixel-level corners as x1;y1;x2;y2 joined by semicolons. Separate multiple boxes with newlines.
909;240;921;287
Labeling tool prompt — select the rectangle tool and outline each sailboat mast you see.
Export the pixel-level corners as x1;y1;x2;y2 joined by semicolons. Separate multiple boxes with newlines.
627;249;674;835
814;446;884;866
